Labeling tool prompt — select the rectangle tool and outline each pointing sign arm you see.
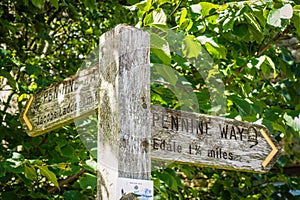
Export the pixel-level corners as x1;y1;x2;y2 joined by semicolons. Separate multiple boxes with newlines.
150;106;282;173
20;66;99;137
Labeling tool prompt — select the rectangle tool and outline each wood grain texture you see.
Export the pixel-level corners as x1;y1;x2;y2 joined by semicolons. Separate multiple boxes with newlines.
21;66;99;136
97;25;150;200
151;106;282;173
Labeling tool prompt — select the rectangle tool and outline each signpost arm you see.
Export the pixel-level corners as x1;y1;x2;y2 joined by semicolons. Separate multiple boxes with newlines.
97;25;151;199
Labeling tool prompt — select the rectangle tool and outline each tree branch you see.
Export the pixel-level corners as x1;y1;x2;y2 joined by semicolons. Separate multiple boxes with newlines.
272;166;300;177
48;168;86;194
170;0;185;16
256;25;294;56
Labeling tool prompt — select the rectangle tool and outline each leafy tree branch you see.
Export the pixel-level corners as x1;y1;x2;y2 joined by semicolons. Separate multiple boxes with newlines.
256;24;294;56
48;168;86;194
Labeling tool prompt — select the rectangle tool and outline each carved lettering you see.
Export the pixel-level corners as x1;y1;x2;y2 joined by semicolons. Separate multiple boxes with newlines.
188;144;201;155
195;120;210;135
248;126;258;148
219;125;259;147
152;111;210;135
152;138;182;153
35;93;96;126
220;124;228;139
207;148;233;160
171;115;178;131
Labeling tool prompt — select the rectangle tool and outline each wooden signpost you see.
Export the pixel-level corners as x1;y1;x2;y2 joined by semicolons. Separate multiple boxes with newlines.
96;25;152;200
21;25;282;199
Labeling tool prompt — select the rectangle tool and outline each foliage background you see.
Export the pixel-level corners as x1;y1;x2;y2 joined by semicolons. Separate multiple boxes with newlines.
0;0;300;199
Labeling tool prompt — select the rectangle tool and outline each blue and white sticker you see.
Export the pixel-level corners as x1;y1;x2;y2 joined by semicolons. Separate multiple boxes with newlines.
117;177;153;200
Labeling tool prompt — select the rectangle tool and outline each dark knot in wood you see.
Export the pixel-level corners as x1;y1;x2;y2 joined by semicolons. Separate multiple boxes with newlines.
141;139;149;153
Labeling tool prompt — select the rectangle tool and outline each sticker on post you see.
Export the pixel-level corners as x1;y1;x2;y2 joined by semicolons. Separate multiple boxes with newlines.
117;177;153;200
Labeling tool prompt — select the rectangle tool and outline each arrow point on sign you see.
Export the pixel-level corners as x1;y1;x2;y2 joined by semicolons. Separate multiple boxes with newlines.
260;128;279;168
22;96;33;131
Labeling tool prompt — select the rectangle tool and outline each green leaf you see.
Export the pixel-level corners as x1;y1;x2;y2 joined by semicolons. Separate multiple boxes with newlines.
150;32;170;65
199;2;219;17
181;19;193;31
233;23;250;40
152;64;178;85
84;159;97;172
83;0;96;11
248;25;264;42
190;4;201;14
0;163;6;177
5;159;24;173
2;192;17;199
156;0;168;6
204;42;226;59
29;192;49;199
253;9;267;27
293;6;300;37
267;4;293;27
63;190;84;200
251;55;277;78
85;27;93;34
144;8;167;26
156;170;179;192
183;35;201;58
49;0;59;9
279;4;293;19
31;0;45;9
56;163;72;171
151;49;171;65
265;56;277;78
60;145;75;157
197;35;226;59
136;0;152;12
18;93;28;102
267;9;281;27
272;122;286;134
207;15;219;25
248;56;264;69
37;166;59;189
284;113;300;131
230;95;252;116
143;8;167;26
264;108;281;121
152;8;167;25
244;12;262;32
24;165;37;180
197;35;217;46
179;8;188;26
79;173;97;191
144;13;154;26
222;16;235;31
196;90;210;112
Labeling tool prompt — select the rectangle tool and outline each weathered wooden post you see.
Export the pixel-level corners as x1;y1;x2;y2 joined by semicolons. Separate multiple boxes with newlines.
97;25;152;199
